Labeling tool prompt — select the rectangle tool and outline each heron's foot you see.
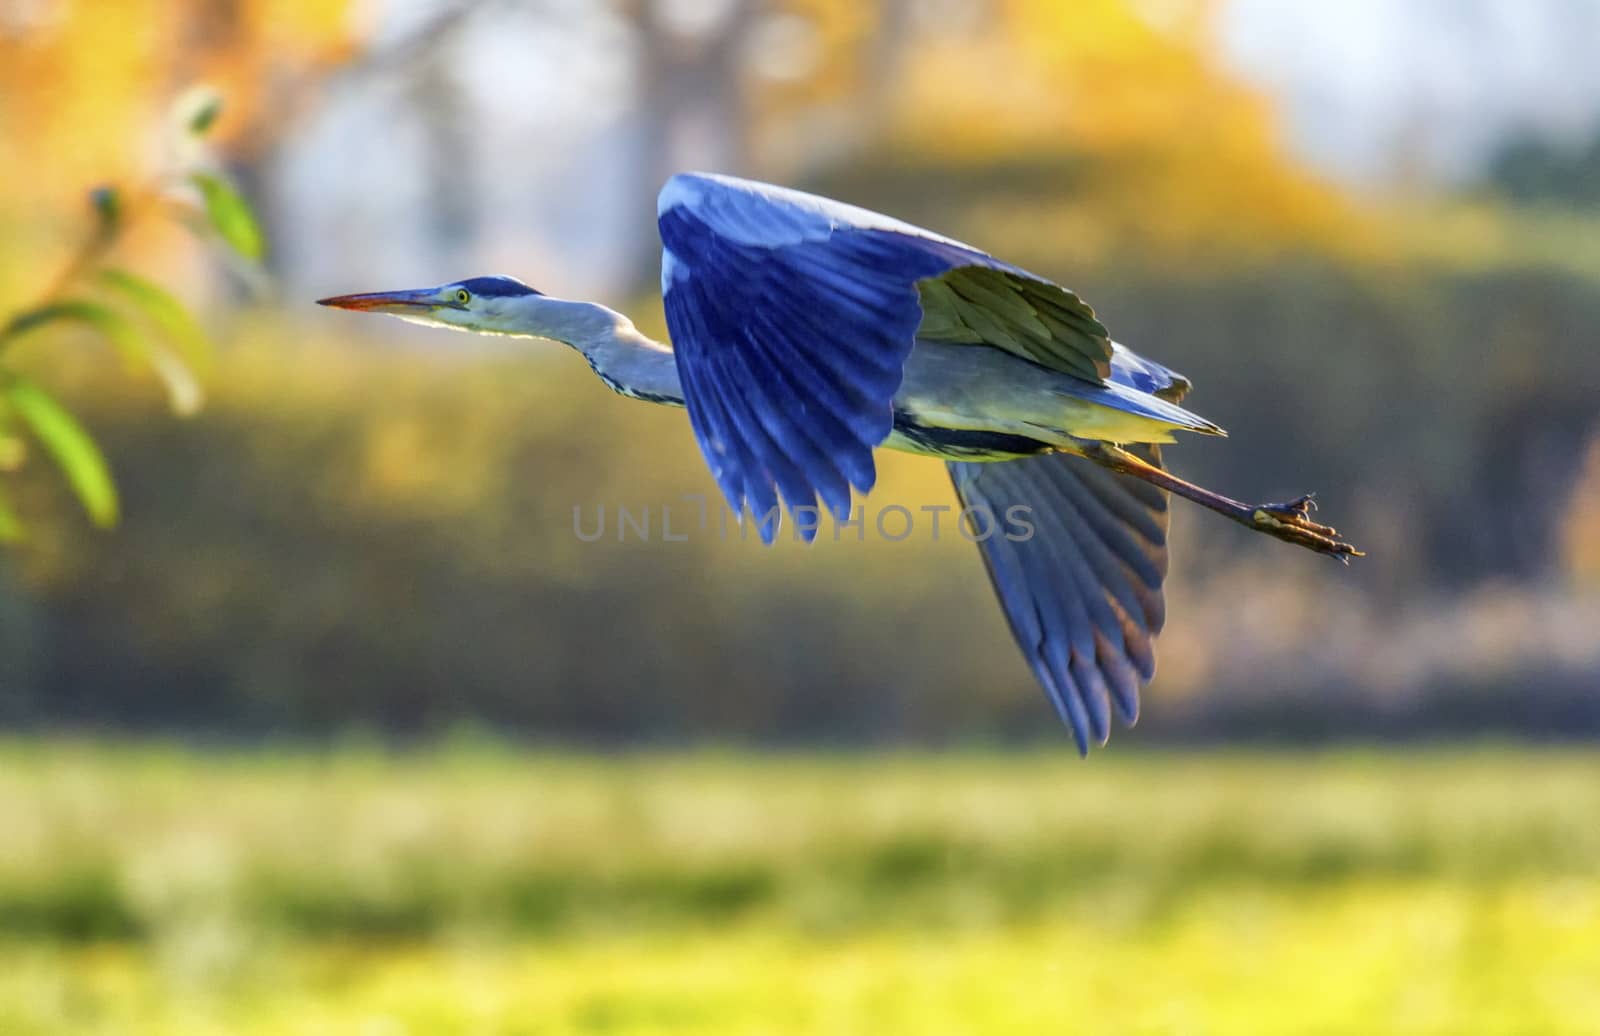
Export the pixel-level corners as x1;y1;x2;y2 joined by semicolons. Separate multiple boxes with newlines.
1251;494;1364;562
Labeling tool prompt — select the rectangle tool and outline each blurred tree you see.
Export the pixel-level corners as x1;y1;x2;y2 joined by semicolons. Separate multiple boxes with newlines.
571;0;1375;285
1484;124;1600;208
874;0;1373;261
0;0;485;280
0;1;347;206
407;38;478;258
0;0;1372;284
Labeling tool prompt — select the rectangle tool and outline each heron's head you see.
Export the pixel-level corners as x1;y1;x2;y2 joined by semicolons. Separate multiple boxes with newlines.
317;275;545;335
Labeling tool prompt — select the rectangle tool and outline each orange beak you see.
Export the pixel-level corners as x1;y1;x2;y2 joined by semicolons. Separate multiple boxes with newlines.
316;288;439;313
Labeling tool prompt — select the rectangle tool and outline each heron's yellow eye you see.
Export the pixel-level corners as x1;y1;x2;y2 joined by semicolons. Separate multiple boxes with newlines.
454;288;471;305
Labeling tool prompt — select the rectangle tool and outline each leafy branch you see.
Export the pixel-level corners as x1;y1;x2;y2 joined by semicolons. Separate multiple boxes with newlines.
0;87;264;543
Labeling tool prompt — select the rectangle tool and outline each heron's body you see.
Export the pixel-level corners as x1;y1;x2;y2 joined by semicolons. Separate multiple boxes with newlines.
417;295;1215;459
889;336;1217;458
320;172;1359;754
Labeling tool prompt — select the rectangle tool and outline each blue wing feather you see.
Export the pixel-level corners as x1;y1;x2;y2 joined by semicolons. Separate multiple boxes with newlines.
949;448;1170;753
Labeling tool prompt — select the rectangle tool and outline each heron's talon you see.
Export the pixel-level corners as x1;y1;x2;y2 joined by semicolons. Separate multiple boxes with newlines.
1251;493;1363;560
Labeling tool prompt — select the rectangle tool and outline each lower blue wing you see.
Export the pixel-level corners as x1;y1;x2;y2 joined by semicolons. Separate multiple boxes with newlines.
949;448;1170;754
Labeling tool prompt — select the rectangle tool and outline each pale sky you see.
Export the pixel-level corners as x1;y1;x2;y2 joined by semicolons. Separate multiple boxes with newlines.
1217;0;1600;185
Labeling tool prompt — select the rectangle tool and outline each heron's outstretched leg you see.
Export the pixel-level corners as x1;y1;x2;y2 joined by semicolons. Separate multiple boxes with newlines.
1082;444;1364;562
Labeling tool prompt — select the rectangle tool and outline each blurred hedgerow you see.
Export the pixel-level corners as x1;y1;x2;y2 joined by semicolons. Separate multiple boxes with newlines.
0;86;264;543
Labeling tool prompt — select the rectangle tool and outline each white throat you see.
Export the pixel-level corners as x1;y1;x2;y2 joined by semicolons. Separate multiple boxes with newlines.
485;295;684;408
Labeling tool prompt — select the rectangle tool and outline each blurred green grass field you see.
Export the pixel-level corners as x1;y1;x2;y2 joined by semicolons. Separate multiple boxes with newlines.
2;743;1599;1035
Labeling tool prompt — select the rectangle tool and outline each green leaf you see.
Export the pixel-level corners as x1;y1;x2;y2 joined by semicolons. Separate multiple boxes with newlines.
3;303;73;341
175;85;223;137
98;269;212;378
4;299;202;416
3;376;118;529
0;489;23;543
190;173;264;262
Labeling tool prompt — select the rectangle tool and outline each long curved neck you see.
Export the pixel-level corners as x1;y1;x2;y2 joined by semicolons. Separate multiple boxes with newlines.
495;296;683;407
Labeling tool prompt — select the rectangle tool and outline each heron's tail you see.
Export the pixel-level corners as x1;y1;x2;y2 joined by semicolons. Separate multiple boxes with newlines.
1104;383;1225;437
1042;379;1226;445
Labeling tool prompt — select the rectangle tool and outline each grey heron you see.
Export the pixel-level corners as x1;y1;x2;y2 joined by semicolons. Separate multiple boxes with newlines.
319;172;1360;753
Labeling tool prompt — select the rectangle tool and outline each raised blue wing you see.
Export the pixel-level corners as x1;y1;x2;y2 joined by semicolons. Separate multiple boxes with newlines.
658;172;1112;542
949;448;1170;754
